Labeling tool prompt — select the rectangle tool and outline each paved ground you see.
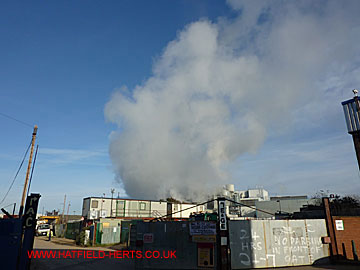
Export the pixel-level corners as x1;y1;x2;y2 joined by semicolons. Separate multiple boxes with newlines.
30;237;360;270
235;264;358;270
30;237;133;270
33;236;118;251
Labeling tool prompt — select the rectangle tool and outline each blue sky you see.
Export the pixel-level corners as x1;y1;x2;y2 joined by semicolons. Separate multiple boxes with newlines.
1;0;360;214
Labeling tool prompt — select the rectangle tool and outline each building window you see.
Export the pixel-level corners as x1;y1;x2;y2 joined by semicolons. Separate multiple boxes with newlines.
91;200;98;208
117;201;125;210
139;202;146;210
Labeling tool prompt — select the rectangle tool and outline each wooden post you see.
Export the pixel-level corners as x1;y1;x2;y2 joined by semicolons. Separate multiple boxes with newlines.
323;197;338;261
19;125;38;217
62;195;66;224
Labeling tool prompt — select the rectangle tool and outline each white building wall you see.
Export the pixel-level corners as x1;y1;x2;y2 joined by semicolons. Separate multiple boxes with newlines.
172;204;205;218
83;197;206;220
150;201;167;217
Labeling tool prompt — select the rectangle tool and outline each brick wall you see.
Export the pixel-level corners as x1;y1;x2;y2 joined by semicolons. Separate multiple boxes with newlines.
332;216;360;260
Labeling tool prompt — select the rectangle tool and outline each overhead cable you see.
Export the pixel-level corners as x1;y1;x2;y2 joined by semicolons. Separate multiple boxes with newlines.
150;198;217;222
0;112;33;128
0;140;32;206
27;145;39;197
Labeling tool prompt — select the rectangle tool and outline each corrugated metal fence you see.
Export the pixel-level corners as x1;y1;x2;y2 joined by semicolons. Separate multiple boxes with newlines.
133;221;216;269
65;221;82;240
229;219;329;269
54;224;65;237
101;226;121;244
0;218;22;269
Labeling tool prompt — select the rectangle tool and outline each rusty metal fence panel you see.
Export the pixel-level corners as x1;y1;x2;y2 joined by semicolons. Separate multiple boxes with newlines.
229;219;330;269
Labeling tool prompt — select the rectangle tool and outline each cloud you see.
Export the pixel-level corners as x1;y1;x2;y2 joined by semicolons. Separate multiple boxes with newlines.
39;148;107;165
105;0;360;201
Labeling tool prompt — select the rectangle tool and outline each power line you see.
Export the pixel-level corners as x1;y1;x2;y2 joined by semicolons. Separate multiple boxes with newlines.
224;198;276;216
150;198;216;222
27;145;39;197
0;112;33;128
2;202;16;209
0;140;32;207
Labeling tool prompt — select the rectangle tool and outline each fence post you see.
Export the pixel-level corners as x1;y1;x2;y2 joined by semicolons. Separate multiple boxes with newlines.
323;197;338;261
352;240;358;261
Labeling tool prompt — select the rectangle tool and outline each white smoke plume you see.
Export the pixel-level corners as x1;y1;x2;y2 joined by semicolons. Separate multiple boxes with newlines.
105;0;360;201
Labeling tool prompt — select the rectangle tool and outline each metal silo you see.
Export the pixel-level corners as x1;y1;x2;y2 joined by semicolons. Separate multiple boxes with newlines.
341;89;360;169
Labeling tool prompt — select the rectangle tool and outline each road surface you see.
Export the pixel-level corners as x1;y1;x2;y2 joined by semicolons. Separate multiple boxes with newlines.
30;237;360;270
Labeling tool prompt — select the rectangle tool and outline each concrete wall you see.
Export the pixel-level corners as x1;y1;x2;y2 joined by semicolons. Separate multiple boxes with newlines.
229;219;330;269
332;216;360;260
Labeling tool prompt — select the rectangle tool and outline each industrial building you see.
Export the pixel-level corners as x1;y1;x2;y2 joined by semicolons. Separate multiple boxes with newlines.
207;184;312;218
255;196;316;218
82;197;205;220
207;184;270;217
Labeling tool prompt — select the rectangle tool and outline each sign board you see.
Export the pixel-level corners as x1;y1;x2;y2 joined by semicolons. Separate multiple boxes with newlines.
22;193;41;229
198;247;214;267
218;199;227;231
335;220;344;230
190;222;216;235
20;193;41;270
143;233;154;243
192;235;216;243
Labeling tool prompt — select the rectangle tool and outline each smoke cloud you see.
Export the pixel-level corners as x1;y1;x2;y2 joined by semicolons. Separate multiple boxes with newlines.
105;0;360;201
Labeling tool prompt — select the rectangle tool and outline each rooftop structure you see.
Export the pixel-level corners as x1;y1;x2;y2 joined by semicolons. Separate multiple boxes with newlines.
207;184;270;217
341;90;360;170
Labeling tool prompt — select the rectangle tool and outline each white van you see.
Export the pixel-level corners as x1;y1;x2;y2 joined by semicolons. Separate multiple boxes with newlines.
36;223;50;236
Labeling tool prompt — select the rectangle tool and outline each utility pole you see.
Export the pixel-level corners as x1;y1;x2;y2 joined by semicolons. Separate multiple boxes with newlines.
62;194;66;223
110;188;115;217
63;202;71;238
19;125;38;217
66;202;71;223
